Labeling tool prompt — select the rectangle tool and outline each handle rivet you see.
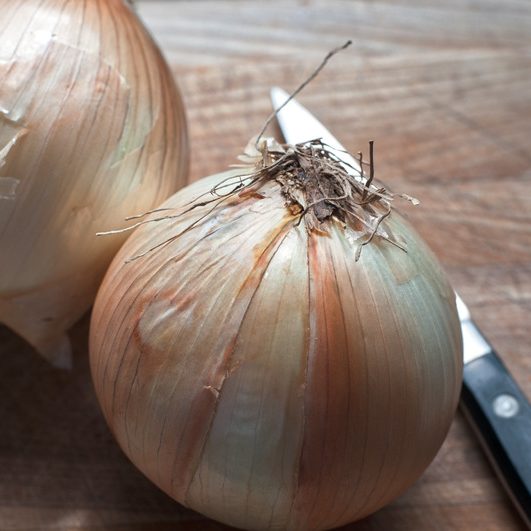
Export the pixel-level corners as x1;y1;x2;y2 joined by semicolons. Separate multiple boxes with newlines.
492;394;519;418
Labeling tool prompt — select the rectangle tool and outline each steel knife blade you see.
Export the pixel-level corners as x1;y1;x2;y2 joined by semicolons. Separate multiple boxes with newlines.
271;86;531;527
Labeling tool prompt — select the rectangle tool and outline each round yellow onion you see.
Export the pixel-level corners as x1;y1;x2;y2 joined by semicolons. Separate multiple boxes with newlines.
0;0;188;366
90;154;462;530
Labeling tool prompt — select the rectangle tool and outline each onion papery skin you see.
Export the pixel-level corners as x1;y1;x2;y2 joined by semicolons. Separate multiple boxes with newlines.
90;169;462;530
0;0;188;366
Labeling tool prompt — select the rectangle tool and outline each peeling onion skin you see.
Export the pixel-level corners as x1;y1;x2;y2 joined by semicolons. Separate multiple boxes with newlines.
0;0;188;367
90;169;463;530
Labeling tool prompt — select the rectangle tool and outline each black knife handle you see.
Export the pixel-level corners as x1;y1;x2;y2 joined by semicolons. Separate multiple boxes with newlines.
461;351;531;528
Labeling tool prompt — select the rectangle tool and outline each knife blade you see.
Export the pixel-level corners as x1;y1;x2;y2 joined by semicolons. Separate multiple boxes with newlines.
271;86;531;527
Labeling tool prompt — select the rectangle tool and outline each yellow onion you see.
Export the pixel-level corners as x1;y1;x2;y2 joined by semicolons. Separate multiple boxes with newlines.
0;0;188;367
90;139;462;530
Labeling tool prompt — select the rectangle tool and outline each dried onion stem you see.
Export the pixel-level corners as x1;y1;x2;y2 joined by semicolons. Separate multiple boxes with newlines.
100;137;417;263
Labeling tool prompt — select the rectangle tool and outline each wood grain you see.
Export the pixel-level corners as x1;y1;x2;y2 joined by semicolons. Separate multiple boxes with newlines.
1;0;530;529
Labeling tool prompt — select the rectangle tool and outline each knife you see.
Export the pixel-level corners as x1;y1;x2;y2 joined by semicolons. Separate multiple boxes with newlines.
270;86;531;527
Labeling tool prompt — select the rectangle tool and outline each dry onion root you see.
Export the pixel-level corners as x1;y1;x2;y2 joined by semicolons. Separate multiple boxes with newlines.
0;0;188;367
90;137;462;531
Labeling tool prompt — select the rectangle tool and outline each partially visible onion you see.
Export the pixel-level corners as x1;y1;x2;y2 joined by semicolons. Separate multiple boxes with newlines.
0;0;188;366
90;139;462;530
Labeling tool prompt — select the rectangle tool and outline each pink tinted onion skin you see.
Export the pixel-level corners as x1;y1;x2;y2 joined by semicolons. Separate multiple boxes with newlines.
0;0;188;366
90;170;462;530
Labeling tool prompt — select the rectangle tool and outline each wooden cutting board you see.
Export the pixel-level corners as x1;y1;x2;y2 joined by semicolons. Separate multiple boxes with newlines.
1;1;530;529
